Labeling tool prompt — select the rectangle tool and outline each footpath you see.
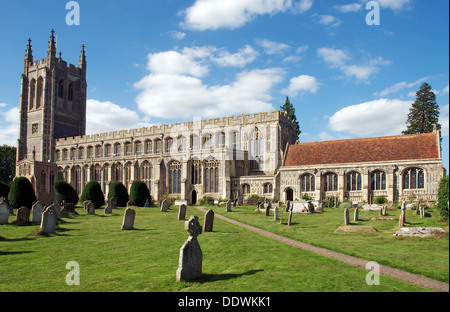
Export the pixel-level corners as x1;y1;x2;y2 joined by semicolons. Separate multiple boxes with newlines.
195;206;449;292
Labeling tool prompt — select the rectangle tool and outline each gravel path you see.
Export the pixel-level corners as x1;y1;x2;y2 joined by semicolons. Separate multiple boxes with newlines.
196;206;449;292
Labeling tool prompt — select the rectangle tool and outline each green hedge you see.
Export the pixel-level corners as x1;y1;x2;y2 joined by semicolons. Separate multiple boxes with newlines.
0;181;10;198
54;180;79;206
438;176;449;221
8;177;36;209
107;182;129;207
129;180;151;207
80;181;105;209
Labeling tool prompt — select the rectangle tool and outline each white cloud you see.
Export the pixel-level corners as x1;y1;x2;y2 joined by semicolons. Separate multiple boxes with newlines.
257;39;291;55
335;3;362;12
0;106;19;146
86;100;150;135
327;98;412;136
443;84;449;95
168;30;186;40
183;0;313;31
375;76;431;97
211;45;258;67
340;65;378;81
312;14;342;27
441;104;449;137
376;0;411;10
317;47;351;67
282;75;320;96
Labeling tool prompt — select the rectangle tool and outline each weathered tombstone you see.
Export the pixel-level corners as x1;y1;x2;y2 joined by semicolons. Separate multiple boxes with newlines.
354;207;359;222
15;207;30;225
178;204;187;220
265;202;271;216
0;200;10;224
401;201;406;211
46;203;61;220
126;201;131;208
109;197;118;209
416;198;421;215
176;216;203;282
288;209;293;226
160;199;169;212
64;202;76;213
398;212;404;228
60;207;70;218
274;206;278;221
226;200;232;212
104;203;112;215
344;208;350;225
214;200;219;207
83;200;92;210
144;199;150;207
121;207;136;230
286;200;291;212
203;209;214;232
401;204;406;224
40;208;57;234
31;201;43;224
280;208;283;224
87;202;96;215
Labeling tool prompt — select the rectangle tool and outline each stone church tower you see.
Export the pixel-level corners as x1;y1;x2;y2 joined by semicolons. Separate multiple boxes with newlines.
16;30;87;203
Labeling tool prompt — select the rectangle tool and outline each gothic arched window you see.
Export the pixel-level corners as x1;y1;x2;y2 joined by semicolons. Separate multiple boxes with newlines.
323;172;338;192
371;170;386;190
347;171;362;191
169;161;182;194
403;168;425;190
301;174;315;192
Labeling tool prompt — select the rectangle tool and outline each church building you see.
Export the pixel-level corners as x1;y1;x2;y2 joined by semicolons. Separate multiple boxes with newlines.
15;31;446;205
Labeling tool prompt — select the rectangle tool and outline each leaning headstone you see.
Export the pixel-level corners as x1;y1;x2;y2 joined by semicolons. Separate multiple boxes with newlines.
344;208;350;225
15;207;30;226
226;200;232;212
160;199;169;212
398;212;405;228
178;204;187;220
40;208;57;234
264;202;271;216
104;203;112;215
274;206;278;221
354;207;359;222
286;200;291;212
288;209;293;226
121;207;136;230
0;200;10;224
203;209;214;232
31;201;43;224
176;216;203;282
87;202;96;215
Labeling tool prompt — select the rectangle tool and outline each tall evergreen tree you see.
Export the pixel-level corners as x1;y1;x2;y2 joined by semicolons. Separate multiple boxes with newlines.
280;96;301;138
0;145;16;183
403;83;441;136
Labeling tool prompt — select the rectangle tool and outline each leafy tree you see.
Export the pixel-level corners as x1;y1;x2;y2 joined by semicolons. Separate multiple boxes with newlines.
80;181;105;209
129;180;151;207
280;96;301;138
107;181;129;207
0;145;16;183
0;181;10;198
437;176;449;221
54;180;79;206
8;177;36;209
403;83;441;136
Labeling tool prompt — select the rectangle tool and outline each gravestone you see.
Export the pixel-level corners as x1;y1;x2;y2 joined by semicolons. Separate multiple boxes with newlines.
64;202;76;213
45;203;61;220
203;209;214;232
16;207;30;225
121;207;136;230
0;200;10;224
265;202;271;216
288;209;293;226
226;200;232;212
104;203;112;215
83;200;92;210
178;204;187;220
144;199;150;207
286;200;291;212
399;209;405;227
40;208;57;234
87;202;96;215
109;197;118;209
344;208;350;225
31;201;43;224
160;199;169;212
214;200;219;207
176;216;203;282
354;207;359;222
60;207;70;218
274;206;278;221
126;201;131;208
401;201;406;211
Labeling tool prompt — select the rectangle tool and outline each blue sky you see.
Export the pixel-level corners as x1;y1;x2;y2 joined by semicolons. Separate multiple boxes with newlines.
0;0;448;169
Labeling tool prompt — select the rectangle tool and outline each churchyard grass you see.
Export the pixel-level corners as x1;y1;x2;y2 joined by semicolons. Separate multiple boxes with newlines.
213;205;449;284
0;205;430;292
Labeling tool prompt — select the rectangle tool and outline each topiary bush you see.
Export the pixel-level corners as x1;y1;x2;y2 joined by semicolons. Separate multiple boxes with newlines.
0;181;10;198
80;181;105;209
8;177;36;209
437;176;449;221
54;180;79;206
107;182;129;207
129;180;151;207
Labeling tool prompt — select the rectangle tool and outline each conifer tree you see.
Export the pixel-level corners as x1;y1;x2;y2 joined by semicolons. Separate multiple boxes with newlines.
280;96;301;138
403;83;441;136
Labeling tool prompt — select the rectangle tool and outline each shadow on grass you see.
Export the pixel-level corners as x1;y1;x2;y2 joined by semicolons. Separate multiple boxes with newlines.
0;250;33;256
194;269;264;284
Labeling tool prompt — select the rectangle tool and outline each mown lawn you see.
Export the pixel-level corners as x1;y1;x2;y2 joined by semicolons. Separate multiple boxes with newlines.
0;205;431;292
212;204;449;283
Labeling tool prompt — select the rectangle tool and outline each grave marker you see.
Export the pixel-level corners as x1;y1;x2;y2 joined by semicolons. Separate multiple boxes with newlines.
176;216;203;282
121;208;136;230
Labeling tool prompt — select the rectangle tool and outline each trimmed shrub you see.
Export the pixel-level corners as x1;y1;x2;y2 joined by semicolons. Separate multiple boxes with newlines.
0;181;10;198
198;196;215;207
437;176;449;221
8;177;36;209
107;182;129;207
54;180;79;206
129;180;151;207
80;181;105;209
374;196;387;205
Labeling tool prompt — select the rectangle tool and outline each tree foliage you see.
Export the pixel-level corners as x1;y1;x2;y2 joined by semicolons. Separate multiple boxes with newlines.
107;181;129;207
403;83;441;136
54;180;79;206
8;177;36;209
129;180;151;207
280;96;301;139
0;145;16;183
437;176;449;221
80;181;105;209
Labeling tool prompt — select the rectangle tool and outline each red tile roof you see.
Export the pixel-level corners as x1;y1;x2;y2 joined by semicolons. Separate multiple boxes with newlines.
284;132;440;167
